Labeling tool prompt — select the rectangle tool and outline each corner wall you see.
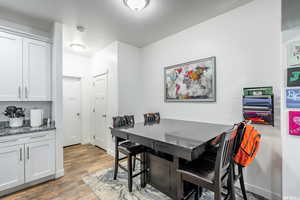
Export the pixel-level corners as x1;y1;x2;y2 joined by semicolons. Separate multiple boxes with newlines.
140;0;281;198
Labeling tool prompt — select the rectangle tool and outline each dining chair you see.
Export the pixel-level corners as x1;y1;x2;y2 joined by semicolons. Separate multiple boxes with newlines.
144;112;160;123
200;122;249;200
177;129;238;200
112;115;146;192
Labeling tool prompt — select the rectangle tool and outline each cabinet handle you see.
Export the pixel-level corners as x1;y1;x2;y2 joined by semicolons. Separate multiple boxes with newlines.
18;86;21;99
20;148;22;161
27;146;29;160
25;87;28;99
31;134;47;139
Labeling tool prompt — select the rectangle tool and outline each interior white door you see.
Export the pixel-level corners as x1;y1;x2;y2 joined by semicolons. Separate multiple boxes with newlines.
94;75;108;150
0;145;24;191
63;77;82;147
23;38;51;101
0;32;23;101
25;140;55;183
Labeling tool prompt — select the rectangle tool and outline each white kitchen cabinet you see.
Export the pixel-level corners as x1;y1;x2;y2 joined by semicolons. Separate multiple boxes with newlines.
23;38;51;101
0;32;23;101
25;139;55;182
0;31;51;102
0;145;25;191
0;131;56;194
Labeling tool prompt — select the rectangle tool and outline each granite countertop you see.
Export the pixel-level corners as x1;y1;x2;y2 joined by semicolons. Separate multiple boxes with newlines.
0;124;56;137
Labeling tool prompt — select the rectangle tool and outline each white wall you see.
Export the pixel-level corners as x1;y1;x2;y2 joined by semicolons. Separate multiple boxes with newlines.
140;0;281;198
281;27;300;200
118;42;143;122
52;22;64;178
63;51;93;144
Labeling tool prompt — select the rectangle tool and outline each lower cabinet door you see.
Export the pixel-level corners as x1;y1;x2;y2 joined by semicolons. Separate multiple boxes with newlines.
25;140;55;183
0;145;25;191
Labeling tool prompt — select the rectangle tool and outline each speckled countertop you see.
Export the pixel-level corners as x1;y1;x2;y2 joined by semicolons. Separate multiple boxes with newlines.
0;123;56;137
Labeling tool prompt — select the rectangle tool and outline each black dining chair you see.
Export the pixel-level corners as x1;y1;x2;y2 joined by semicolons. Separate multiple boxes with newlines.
112;115;146;192
177;129;238;200
201;122;248;200
144;112;160;123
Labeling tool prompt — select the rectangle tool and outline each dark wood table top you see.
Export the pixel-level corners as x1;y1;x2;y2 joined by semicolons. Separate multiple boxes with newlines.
111;119;233;161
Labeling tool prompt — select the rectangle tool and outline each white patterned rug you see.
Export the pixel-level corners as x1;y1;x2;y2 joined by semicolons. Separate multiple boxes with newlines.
82;166;267;200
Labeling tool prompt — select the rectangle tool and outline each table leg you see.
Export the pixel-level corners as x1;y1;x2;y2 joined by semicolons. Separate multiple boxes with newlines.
113;137;119;180
141;152;147;188
174;156;182;200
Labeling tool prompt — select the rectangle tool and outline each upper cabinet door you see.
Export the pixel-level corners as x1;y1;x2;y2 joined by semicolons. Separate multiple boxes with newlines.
23;38;51;101
0;32;23;101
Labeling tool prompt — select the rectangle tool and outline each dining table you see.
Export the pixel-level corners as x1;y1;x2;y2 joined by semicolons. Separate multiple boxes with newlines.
110;118;233;199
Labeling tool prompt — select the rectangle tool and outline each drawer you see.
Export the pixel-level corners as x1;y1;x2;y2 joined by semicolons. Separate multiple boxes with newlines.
0;137;21;147
28;131;55;143
0;131;55;147
128;134;154;149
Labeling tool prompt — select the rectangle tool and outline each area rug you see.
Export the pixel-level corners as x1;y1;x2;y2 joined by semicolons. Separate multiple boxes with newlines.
82;165;267;200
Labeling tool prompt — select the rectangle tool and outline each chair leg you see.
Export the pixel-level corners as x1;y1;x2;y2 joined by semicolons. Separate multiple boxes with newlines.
239;166;248;200
214;191;222;200
133;155;136;171
128;154;133;192
177;173;184;200
229;164;236;200
113;138;119;180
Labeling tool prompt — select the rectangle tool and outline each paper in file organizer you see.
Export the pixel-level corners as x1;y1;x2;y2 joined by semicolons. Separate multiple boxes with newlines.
243;97;272;107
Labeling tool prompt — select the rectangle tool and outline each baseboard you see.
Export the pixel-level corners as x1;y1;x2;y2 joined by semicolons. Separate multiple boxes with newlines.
243;182;281;200
0;175;55;197
107;148;114;157
55;168;64;179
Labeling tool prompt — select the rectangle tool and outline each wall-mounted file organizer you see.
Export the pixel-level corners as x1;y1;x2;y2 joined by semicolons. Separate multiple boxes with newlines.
243;87;274;126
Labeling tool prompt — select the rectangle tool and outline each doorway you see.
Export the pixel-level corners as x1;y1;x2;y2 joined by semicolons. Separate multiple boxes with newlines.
63;77;82;147
93;74;108;150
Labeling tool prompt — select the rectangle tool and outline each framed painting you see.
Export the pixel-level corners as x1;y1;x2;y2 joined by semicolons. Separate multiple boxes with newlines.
288;41;300;66
287;67;300;87
286;88;300;108
164;56;216;102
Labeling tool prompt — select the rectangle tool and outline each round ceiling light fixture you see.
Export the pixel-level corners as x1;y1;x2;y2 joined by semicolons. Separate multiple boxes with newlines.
123;0;150;11
70;26;87;52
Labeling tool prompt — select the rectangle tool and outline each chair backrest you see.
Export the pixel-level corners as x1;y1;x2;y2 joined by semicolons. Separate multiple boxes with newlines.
144;112;160;123
214;128;237;183
113;115;135;128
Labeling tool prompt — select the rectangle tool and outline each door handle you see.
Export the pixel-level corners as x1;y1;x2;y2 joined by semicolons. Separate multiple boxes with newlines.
27;146;29;160
25;87;28;99
102;114;107;118
20;148;22;161
18;86;21;99
76;113;80;117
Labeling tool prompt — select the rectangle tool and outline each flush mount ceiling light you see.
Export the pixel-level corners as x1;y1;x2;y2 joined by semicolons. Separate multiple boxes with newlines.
123;0;150;11
70;26;87;52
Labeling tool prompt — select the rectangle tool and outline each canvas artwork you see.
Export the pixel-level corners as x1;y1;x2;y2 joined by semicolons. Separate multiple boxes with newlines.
289;111;300;136
288;41;300;66
287;67;300;87
164;57;216;102
286;88;300;108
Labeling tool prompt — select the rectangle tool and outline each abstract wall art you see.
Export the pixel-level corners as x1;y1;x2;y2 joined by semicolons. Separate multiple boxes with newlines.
287;67;300;87
289;111;300;136
164;57;216;102
286;88;300;108
288;41;300;66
